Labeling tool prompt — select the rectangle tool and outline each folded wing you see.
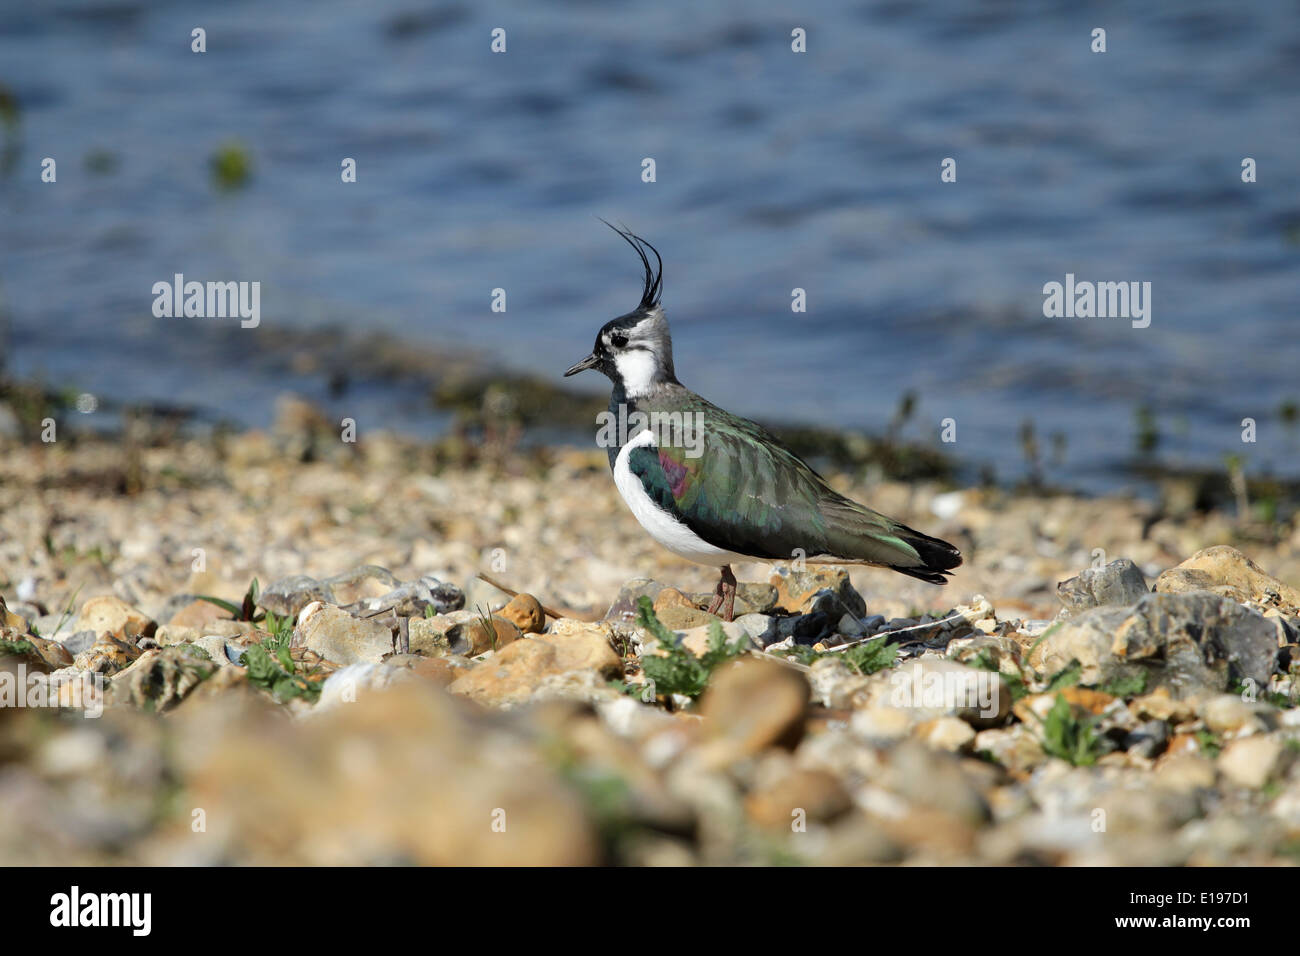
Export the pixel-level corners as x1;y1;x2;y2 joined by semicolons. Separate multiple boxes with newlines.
625;402;961;580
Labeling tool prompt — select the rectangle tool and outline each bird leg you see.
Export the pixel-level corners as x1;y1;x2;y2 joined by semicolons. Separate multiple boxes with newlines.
704;565;738;622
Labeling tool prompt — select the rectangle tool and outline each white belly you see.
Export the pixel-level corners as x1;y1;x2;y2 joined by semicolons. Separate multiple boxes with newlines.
612;429;748;567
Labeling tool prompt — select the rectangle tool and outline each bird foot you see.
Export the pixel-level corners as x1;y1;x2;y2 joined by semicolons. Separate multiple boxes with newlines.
704;565;738;622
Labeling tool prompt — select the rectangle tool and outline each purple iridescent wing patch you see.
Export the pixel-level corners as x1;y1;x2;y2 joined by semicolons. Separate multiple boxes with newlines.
658;449;689;499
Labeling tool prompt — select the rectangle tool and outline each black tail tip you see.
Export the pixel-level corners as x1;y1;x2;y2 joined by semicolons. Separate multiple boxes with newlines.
889;564;958;585
892;527;962;584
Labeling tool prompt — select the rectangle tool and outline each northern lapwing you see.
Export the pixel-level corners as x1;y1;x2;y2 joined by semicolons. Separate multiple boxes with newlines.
565;224;962;622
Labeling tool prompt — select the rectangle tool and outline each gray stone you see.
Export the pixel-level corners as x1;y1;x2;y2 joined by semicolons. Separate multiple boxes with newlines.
885;618;918;630
258;575;334;617
837;613;864;637
260;568;463;622
1057;558;1149;613
54;630;97;656
859;614;886;633
732;613;775;643
408;610;478;657
189;634;235;663
604;578;665;621
1033;592;1279;696
31;615;66;639
751;612;836;648
346;574;465;618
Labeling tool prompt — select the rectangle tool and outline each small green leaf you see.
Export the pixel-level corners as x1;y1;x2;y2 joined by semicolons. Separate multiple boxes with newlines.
636;597;747;702
194;594;242;617
1039;693;1105;766
1045;660;1082;693
840;636;897;676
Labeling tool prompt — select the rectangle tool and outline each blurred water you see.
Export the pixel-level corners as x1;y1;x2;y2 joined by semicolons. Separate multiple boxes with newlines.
1;0;1298;491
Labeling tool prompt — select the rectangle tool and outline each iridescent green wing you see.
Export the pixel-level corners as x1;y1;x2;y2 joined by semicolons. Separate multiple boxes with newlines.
627;398;925;566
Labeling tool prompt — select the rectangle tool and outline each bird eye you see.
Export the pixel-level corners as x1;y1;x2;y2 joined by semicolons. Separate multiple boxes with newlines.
610;333;628;348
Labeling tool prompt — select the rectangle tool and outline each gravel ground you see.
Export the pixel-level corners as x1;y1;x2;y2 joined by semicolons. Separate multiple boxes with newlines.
2;411;1299;865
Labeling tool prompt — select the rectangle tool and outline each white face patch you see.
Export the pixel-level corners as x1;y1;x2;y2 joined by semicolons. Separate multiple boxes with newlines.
612;348;660;398
602;308;674;396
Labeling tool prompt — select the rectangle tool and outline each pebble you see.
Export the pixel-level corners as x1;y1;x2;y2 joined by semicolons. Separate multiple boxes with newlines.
973;726;1046;774
496;592;545;634
1123;720;1169;760
651;603;720;631
916;716;977;753
697;658;809;765
744;768;852;828
312;662;414;712
1201;694;1272;737
109;645;216;712
0;629;75;672
536;620;624;673
731;613;776;643
1056;558;1149;613
385;652;475;687
53;630;97;656
447;630;621;709
678;620;751;657
407;610;476;657
1155;545;1300;614
446;616;521;656
177;681;599;865
72;634;142;675
297;603;394;665
678;583;778;617
850;706;915;742
859;613;887;632
0;596;30;630
166;599;233;631
258;575;334;617
768;566;866;618
1217;735;1287;789
604;578;664;621
76;595;154;642
1152;753;1217;792
866;658;1012;727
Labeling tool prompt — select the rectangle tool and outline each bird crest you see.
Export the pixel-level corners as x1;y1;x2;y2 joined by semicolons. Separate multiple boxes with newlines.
600;219;662;312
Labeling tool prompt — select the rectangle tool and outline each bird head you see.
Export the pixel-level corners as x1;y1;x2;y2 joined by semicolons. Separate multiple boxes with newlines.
564;224;676;397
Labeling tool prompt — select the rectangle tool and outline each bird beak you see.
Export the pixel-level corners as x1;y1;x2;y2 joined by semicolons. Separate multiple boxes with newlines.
563;353;599;377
